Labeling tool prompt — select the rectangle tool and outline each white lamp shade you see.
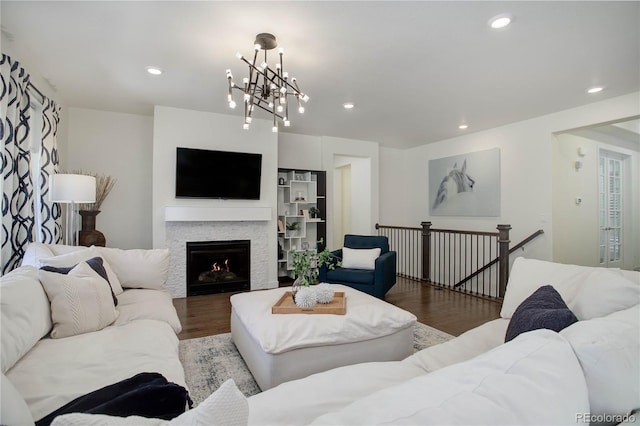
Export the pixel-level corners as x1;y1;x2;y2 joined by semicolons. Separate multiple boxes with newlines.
49;174;96;203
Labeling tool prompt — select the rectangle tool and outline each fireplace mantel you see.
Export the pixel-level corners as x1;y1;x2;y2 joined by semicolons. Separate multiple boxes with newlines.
164;206;272;222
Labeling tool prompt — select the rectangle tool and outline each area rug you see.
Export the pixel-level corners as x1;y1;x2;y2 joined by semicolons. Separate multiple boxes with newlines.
179;322;453;405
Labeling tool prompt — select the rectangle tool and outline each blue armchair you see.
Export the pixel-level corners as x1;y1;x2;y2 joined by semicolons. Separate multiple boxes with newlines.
319;234;397;298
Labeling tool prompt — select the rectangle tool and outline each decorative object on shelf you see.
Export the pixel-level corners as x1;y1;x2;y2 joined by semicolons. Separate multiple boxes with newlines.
226;33;309;132
315;283;335;304
294;286;317;308
278;177;285;185
278;241;284;260
278;219;285;232
302;241;309;250
295;174;305;180
309;207;320;219
294;191;305;201
49;174;96;246
290;239;341;302
286;221;299;237
76;173;117;247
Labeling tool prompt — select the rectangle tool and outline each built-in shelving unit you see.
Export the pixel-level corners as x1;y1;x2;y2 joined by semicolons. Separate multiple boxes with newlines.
277;168;327;281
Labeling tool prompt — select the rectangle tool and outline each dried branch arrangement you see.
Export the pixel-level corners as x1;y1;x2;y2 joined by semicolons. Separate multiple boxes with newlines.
72;171;117;211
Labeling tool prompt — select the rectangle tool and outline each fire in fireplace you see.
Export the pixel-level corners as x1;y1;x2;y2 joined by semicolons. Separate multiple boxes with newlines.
186;240;250;296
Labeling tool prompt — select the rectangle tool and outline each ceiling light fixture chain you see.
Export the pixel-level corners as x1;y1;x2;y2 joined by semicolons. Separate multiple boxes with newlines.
226;33;309;132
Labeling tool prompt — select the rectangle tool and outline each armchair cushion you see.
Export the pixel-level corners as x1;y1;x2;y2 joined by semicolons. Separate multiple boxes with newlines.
343;235;389;254
325;269;375;286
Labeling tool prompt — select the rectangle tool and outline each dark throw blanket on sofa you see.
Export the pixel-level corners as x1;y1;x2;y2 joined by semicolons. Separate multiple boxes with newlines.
36;372;192;426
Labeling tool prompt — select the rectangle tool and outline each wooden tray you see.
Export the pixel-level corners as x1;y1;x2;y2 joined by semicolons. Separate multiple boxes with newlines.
272;291;346;315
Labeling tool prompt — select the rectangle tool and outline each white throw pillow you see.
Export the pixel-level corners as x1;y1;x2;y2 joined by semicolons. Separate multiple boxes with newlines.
1;373;35;426
561;304;640;417
94;247;170;290
38;262;119;338
0;266;52;373
311;330;589;425
39;248;124;296
50;379;248;426
341;247;381;270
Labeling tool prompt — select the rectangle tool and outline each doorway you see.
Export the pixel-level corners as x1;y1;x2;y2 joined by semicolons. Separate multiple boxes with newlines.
552;117;639;270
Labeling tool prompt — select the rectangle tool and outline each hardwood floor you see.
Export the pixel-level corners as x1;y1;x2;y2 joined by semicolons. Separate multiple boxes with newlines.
173;277;502;341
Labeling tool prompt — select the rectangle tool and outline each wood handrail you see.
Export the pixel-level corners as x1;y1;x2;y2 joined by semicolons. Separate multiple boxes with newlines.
453;229;544;289
375;224;421;231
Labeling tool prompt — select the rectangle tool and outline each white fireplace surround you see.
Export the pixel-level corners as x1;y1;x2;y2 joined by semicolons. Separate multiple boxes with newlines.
164;206;273;298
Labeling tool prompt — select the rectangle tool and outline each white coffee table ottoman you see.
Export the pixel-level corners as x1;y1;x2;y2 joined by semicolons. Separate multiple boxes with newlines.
230;284;417;390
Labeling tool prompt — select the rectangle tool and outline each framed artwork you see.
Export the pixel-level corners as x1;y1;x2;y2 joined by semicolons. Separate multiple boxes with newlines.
429;148;500;217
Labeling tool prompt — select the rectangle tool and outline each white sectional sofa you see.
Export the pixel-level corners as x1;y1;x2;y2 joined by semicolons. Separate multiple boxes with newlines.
0;243;186;426
3;253;639;426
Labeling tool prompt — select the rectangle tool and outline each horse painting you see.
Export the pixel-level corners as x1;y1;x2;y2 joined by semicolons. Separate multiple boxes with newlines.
432;160;475;209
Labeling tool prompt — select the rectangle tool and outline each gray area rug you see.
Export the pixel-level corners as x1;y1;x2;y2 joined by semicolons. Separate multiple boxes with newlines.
180;322;453;405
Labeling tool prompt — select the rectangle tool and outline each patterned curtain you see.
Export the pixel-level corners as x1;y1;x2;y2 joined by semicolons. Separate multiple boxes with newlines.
38;99;62;244
0;54;61;274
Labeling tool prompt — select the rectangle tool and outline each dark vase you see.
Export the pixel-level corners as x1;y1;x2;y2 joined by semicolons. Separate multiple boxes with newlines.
78;210;106;247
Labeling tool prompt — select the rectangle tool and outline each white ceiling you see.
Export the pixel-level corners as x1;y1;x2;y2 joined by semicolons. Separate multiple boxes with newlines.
2;1;639;149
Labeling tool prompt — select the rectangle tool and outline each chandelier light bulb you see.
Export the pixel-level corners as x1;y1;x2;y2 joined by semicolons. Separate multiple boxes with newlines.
261;61;268;69
270;83;277;91
272;126;278;133
280;97;286;104
268;102;274;108
254;44;261;51
277;105;284;113
298;106;305;114
229;100;236;109
284;120;291;127
246;117;252;124
283;72;289;79
302;94;310;102
243;77;249;85
278;48;284;55
244;93;251;102
280;86;287;94
276;63;281;70
243;123;249;130
236;52;244;60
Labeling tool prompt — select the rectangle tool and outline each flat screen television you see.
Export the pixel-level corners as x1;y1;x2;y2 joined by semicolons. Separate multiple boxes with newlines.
175;147;262;199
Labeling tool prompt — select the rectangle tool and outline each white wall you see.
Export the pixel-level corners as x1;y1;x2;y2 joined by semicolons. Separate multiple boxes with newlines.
67;108;153;249
152;106;279;287
379;92;640;264
278;133;322;170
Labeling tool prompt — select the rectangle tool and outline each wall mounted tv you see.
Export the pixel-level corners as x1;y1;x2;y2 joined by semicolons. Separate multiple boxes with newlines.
175;147;262;199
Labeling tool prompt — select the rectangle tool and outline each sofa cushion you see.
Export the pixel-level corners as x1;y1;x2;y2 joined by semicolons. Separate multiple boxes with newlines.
114;289;182;334
94;247;170;290
1;373;35;426
311;330;589;425
39;248;124;296
501;257;639;320
38;262;119;339
42;257;119;306
6;319;185;421
505;285;577;342
561;304;640;417
0;266;52;373
21;242;56;267
325;268;375;285
341;247;381;270
568;269;640;320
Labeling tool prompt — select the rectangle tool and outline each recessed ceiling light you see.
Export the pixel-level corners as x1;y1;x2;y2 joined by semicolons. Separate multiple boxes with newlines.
343;102;355;109
146;66;163;75
458;124;468;130
587;86;604;94
488;13;513;29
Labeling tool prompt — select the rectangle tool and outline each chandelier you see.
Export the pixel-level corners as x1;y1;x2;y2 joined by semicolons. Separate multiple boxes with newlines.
226;33;309;132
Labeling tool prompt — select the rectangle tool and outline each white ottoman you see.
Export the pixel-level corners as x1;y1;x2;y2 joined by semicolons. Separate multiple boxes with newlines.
230;284;417;390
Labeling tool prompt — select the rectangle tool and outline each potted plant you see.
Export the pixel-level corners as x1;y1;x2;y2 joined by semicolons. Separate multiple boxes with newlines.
309;207;320;219
290;239;341;304
286;221;299;237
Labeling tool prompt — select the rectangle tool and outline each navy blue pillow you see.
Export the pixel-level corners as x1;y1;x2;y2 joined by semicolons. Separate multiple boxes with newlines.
504;285;577;342
40;257;118;306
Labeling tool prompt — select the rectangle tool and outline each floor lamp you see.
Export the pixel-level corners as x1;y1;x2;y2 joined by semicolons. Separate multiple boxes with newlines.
49;174;96;246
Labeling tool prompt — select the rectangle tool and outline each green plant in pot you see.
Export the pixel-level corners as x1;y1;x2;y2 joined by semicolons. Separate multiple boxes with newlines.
308;207;320;219
286;221;299;237
290;239;341;302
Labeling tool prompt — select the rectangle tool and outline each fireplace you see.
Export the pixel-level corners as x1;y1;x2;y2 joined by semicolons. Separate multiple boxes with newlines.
186;240;250;296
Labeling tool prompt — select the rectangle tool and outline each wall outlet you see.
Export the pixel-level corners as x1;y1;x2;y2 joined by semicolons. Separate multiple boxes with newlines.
575;197;582;205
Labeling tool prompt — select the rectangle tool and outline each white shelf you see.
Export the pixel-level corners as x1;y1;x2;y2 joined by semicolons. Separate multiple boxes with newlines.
165;206;271;222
